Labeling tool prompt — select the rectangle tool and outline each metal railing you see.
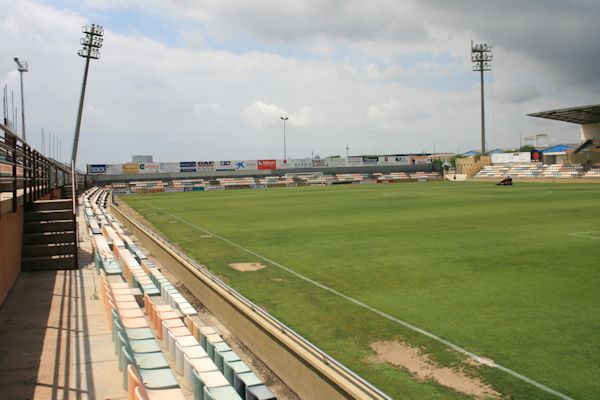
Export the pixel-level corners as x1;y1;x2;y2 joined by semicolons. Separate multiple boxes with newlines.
0;123;73;213
111;199;393;400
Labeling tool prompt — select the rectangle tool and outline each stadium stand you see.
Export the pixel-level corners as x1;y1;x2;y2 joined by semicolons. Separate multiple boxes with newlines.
475;163;587;179
217;177;257;188
172;178;207;190
374;172;409;182
131;180;166;193
105;171;444;193
335;173;366;183
257;176;295;186
84;187;277;400
409;171;440;179
583;164;600;177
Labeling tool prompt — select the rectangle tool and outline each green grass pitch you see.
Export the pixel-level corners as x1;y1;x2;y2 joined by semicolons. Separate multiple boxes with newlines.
122;182;600;399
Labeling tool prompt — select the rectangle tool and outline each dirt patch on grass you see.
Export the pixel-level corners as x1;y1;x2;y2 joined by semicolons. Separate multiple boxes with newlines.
370;341;500;399
229;262;266;272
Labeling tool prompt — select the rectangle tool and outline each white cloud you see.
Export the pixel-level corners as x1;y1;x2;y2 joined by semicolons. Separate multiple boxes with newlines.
243;101;316;130
243;101;288;129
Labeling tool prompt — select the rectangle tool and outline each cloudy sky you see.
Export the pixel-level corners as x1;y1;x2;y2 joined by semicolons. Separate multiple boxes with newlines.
1;0;599;167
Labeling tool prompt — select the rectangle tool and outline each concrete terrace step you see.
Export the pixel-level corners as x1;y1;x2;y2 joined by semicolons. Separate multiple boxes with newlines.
29;199;73;211
25;209;74;222
24;219;75;233
23;231;76;245
21;254;76;271
22;243;76;257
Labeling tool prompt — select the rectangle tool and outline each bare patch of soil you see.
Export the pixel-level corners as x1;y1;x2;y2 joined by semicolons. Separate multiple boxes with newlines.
230;262;266;272
370;341;501;399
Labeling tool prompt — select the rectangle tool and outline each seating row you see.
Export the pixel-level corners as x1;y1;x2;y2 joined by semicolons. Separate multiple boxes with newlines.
83;188;277;400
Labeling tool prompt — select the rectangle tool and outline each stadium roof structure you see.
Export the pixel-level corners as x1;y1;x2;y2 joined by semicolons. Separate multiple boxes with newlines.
573;139;600;154
541;144;575;154
527;104;600;125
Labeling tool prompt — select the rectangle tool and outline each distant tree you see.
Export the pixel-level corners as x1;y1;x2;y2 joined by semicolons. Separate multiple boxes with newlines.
518;145;535;152
448;154;463;168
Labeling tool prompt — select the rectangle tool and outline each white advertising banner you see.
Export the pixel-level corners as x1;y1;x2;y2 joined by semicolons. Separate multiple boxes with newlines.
234;160;257;170
277;158;314;169
106;164;123;175
138;163;161;173
491;152;531;164
216;161;236;171
159;163;180;173
197;161;216;171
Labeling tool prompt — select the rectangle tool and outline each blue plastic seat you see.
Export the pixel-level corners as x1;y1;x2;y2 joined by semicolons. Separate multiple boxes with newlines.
204;385;243;400
233;372;262;399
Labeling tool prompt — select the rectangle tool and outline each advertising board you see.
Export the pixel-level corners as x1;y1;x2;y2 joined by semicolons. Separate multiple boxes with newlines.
257;159;277;170
217;161;236;171
89;164;107;174
491;152;531;164
234;160;257;170
160;163;180;173
122;163;140;174
139;163;161;173
277;158;313;169
197;161;215;171
106;164;123;175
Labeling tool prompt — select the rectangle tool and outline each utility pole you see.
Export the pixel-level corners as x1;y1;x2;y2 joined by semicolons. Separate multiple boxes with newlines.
13;58;28;141
72;24;104;165
346;145;349;158
471;41;492;156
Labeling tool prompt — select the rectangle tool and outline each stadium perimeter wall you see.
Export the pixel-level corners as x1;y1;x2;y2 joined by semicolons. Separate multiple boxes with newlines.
90;164;433;184
0;188;63;307
111;202;389;400
0;207;24;306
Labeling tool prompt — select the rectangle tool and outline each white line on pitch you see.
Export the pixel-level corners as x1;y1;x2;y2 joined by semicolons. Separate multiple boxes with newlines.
570;234;600;240
141;201;574;400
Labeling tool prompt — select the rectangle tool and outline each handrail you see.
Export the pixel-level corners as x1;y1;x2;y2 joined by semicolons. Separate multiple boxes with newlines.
0;122;77;213
111;199;393;400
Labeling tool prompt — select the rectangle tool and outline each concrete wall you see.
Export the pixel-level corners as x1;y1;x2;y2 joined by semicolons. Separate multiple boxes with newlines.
0;188;65;307
111;204;388;400
0;207;24;306
581;123;600;140
456;156;491;177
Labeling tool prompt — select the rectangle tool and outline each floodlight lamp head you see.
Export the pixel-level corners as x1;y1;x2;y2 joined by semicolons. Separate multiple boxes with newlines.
281;116;289;121
82;24;104;37
13;57;29;72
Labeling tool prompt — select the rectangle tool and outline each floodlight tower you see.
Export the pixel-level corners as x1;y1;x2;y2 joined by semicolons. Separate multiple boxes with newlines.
13;58;28;141
471;41;492;156
71;24;104;165
280;116;289;160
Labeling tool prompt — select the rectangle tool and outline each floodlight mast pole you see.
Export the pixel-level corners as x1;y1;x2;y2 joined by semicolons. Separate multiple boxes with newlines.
71;24;104;166
280;116;289;160
13;58;28;141
471;41;492;156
